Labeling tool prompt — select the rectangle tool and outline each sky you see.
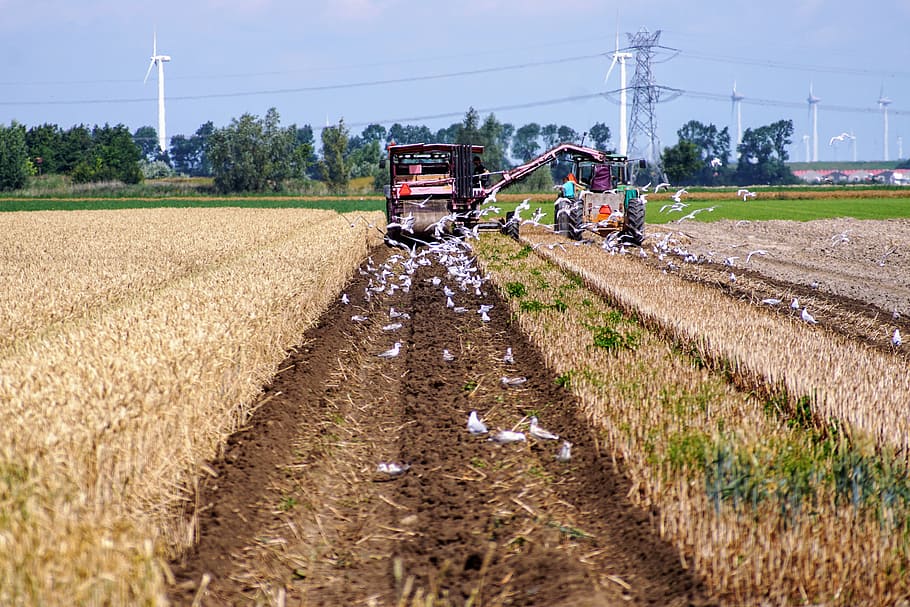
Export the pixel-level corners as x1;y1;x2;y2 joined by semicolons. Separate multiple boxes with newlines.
1;0;908;164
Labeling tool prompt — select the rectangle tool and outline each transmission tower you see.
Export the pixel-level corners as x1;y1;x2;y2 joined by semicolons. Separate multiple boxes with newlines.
625;28;680;180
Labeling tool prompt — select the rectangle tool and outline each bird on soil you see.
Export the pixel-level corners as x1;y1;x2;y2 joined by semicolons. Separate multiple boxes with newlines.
528;417;559;441
467;410;488;434
801;308;818;324
341;293;350;304
382;322;403;331
762;298;782;305
443;349;455;362
376;462;410;477
489;430;526;444
389;307;410;319
790;298;800;309
556;441;573;462
351;315;368;322
501;376;527;386
378;342;402;358
893;328;902;347
503;347;515;364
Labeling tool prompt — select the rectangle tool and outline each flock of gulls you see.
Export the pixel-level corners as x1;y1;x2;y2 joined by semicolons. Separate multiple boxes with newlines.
361;180;905;348
338;234;574;479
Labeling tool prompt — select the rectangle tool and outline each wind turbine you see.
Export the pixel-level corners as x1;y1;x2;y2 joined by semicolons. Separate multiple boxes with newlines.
143;32;171;154
731;81;744;146
604;25;633;156
807;83;820;162
802;134;810;162
878;86;892;161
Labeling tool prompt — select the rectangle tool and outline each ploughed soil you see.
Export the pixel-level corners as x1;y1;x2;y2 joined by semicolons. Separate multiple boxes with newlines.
166;215;910;606
640;217;910;357
168;242;714;606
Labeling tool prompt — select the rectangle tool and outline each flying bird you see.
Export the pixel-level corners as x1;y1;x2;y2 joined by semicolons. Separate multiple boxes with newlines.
467;410;488;434
745;249;768;264
736;188;757;201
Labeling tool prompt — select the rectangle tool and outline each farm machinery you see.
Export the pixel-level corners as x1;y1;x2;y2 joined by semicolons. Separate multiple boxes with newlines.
383;142;646;245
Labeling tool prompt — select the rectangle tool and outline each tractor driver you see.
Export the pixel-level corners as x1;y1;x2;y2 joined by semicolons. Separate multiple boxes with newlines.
472;155;490;188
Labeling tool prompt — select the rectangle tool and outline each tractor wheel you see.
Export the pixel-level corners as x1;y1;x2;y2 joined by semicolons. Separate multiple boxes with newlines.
620;197;645;246
568;201;584;241
500;211;519;241
555;198;571;235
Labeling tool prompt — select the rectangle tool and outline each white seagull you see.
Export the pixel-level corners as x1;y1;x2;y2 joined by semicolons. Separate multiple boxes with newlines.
501;376;527;386
378;342;402;358
790;298;800;309
489;430;526;444
745;249;768;264
761;298;782;305
442;349;455;361
467;410;488;434
528;417;559;441
503;347;515;364
737;188;757;201
382;322;403;331
556;440;573;462
341;293;350;304
801;308;818;324
893;328;902;347
376;462;410;477
351;315;368;322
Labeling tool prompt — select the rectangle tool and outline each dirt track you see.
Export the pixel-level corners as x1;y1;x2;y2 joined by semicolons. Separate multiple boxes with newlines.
166;215;909;605
168;243;713;606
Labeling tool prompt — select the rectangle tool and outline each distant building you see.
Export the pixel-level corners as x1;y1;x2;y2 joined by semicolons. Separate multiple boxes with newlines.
791;168;908;184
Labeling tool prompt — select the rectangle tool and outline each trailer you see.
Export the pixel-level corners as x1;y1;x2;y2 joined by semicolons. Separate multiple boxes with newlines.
383;142;645;245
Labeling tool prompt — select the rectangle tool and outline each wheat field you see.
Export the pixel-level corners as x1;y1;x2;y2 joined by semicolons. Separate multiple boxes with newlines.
0;207;383;606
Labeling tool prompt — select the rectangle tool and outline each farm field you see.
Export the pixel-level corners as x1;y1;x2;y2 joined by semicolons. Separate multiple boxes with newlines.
3;202;910;605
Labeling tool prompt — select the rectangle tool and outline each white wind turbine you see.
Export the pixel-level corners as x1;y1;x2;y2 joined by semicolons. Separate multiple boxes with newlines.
143;32;171;154
604;25;633;156
731;81;744;147
807;83;821;162
878;86;892;161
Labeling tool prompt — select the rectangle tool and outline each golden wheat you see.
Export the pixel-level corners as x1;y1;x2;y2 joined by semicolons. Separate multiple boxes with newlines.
476;233;910;605
0;207;383;606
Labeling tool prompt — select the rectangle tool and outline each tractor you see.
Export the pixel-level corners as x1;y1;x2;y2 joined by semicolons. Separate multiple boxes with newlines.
383;142;645;245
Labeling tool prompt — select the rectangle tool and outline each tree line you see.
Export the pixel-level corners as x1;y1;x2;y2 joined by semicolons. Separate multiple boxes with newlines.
0;106;800;193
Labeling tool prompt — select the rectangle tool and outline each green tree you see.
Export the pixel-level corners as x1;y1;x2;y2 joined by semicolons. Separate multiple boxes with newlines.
455;107;482;145
660;140;702;184
557;125;579;144
25;123;62;174
541;123;559;148
58;125;93;174
512;123;541;163
170;121;213;176
676;120;732;185
133;126;159;162
0;122;29;191
71;124;143;184
207;109;307;193
320;119;350;191
735;120;798;185
387;123;433;145
588;122;611;151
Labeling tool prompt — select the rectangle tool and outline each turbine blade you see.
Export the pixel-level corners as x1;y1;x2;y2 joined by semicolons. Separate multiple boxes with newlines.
604;55;618;83
143;59;155;84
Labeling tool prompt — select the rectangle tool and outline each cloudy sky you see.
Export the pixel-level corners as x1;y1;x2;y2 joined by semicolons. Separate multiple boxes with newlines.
1;0;907;162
